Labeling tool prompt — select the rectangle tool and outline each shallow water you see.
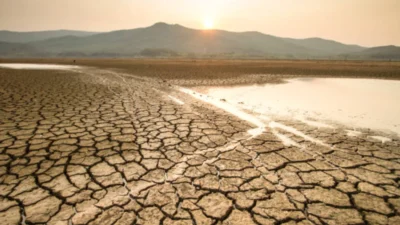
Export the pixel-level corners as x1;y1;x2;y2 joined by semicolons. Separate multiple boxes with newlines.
0;63;80;70
206;78;400;135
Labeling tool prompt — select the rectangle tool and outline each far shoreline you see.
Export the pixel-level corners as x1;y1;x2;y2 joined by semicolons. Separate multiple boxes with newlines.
1;58;400;87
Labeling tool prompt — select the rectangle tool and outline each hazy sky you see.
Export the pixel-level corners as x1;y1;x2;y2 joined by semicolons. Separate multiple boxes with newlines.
0;0;399;46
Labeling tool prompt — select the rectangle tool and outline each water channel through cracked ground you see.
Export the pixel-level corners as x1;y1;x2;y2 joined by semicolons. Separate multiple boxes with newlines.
0;66;399;225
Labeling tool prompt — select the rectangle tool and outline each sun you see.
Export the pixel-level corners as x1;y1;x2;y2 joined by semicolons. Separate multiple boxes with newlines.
203;17;214;30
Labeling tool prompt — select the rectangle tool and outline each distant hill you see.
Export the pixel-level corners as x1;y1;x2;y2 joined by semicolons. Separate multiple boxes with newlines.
31;23;317;56
284;37;365;55
0;41;40;57
0;30;100;43
349;45;400;60
0;22;398;59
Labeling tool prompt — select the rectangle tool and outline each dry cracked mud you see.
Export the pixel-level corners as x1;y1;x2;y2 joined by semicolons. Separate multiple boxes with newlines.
0;66;399;225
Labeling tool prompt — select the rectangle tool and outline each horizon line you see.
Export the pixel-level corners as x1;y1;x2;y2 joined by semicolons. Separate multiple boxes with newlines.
0;22;398;48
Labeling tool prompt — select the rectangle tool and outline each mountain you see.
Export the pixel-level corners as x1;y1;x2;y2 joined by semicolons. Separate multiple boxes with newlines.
0;42;40;57
349;45;400;60
0;30;100;43
31;23;318;56
284;37;365;55
0;22;398;59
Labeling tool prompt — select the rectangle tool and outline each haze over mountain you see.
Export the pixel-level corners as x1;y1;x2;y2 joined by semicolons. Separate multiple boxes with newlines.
0;22;399;60
349;45;400;59
0;30;99;43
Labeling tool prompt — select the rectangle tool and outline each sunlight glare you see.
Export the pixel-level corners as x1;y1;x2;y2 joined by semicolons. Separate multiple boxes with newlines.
203;17;214;29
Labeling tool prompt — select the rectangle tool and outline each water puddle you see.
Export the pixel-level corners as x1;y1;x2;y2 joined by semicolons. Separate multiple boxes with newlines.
0;63;80;70
205;78;400;135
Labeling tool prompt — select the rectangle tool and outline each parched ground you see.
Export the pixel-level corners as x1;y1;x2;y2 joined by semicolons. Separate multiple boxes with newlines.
2;58;400;86
0;66;400;225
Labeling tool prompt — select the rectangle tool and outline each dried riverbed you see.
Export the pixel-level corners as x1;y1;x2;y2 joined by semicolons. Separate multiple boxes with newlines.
0;64;399;225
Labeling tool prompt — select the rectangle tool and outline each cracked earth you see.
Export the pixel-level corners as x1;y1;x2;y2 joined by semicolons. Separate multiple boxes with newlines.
0;66;399;225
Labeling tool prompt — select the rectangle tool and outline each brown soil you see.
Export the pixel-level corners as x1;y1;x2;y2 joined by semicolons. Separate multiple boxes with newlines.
1;58;400;86
0;65;399;224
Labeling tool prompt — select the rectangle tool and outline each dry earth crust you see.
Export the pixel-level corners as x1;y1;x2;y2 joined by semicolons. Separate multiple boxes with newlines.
0;66;399;225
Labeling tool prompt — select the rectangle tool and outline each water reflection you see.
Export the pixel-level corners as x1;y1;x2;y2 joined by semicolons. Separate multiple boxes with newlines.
0;63;80;70
206;78;400;134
